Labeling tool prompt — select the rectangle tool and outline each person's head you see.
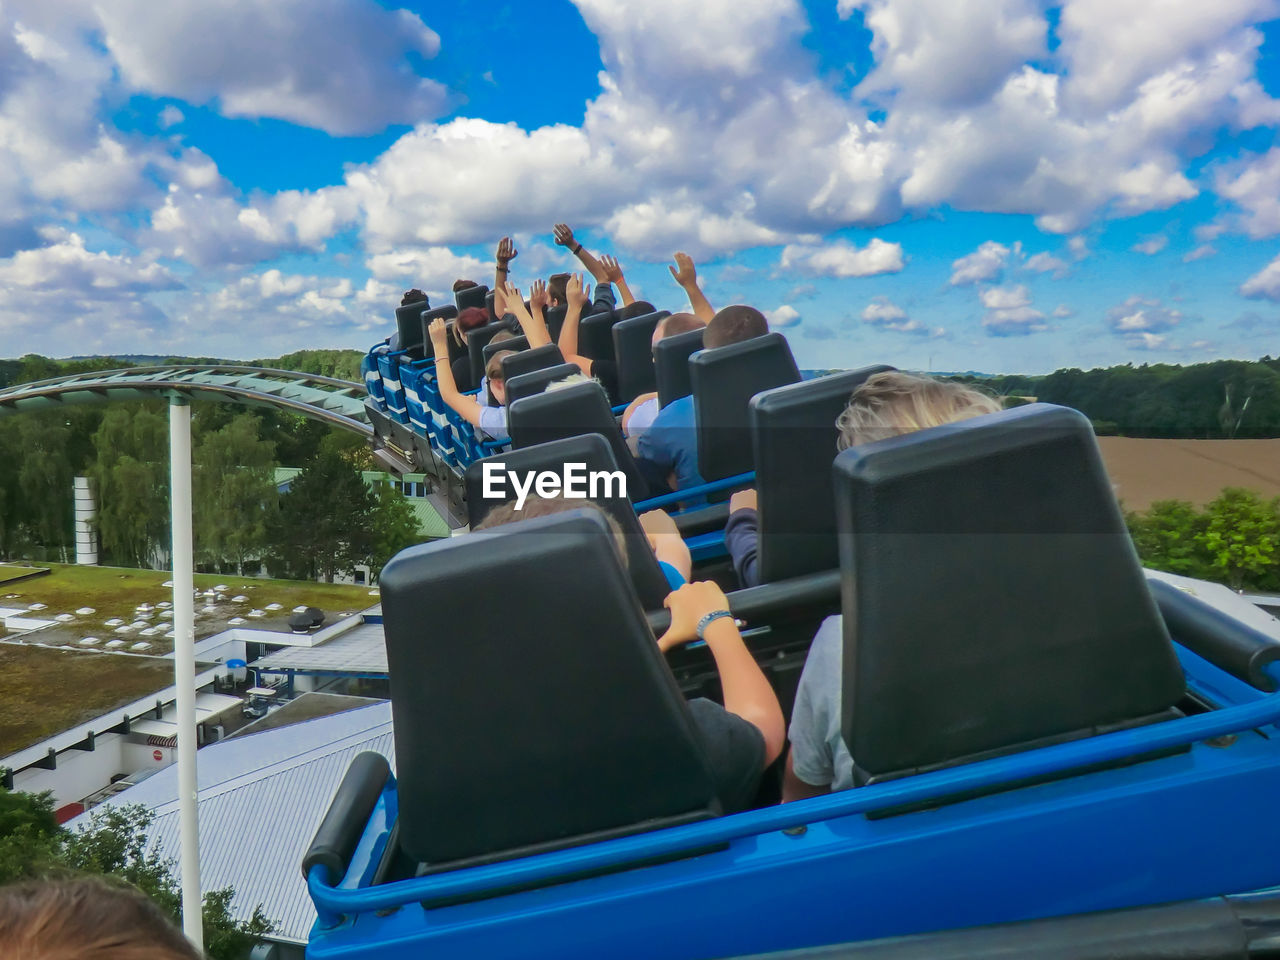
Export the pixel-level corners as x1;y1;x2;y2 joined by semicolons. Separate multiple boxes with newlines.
544;372;598;392
0;876;203;960
547;273;570;306
476;495;627;563
836;371;1003;451
485;348;517;405
619;301;655;321
452;279;478;293
453;306;489;345
651;311;705;351
704;304;768;349
401;288;429;307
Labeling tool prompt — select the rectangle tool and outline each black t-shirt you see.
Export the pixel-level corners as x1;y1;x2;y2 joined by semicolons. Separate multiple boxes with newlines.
687;698;765;814
451;354;474;393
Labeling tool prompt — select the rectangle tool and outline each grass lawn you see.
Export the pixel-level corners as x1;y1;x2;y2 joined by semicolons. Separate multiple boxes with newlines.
1;563;377;654
0;563;47;584
0;645;178;757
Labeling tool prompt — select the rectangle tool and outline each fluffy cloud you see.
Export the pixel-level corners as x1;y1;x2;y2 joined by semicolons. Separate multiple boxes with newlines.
1105;296;1183;345
950;241;1011;285
860;295;939;335
1215;148;1280;238
779;238;905;278
1052;304;1074;318
1240;253;1280;301
1183;244;1217;262
766;304;801;327
366;247;489;287
94;0;446;135
1023;251;1070;276
979;284;1048;336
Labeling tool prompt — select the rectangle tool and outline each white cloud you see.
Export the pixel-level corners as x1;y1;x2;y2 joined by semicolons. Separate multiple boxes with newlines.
1068;235;1091;260
158;104;184;128
766;304;801;327
950;241;1010;285
94;0;447;135
1052;304;1074;318
1131;235;1168;255
1023;251;1070;276
1240;253;1280;301
1216;148;1280;238
1105;296;1183;343
1183;244;1217;262
779;238;904;278
980;284;1048;336
365;247;489;287
860;295;931;334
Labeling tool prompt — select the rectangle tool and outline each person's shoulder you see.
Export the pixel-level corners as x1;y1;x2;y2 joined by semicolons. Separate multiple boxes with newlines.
654;394;695;425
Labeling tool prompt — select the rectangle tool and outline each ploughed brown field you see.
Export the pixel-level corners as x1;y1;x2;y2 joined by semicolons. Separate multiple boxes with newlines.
1097;437;1280;511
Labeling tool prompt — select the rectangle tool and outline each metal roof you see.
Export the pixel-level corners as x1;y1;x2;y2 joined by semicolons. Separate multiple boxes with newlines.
254;619;389;675
82;701;395;945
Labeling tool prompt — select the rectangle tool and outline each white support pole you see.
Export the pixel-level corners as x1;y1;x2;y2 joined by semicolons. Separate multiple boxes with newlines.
169;395;203;950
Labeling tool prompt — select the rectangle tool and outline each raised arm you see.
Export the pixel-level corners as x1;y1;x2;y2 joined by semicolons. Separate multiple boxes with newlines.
554;223;609;284
557;273;594;375
669;251;714;323
502;281;551;348
600;254;634;307
493;237;517;316
428;317;486;430
658;581;785;766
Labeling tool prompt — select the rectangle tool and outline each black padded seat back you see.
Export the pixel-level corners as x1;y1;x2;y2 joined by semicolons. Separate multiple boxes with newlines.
467;321;514;385
501;343;561;383
579;308;620;362
834;403;1185;784
454;283;488;312
485;290;497;322
543;304;568;344
508;380;648;501
394;300;431;353
655;328;705;408
412;305;457;359
613;310;670;403
441;320;468;366
380;511;720;866
463;435;671;609
504;363;580;407
751;365;894;583
690;332;801;481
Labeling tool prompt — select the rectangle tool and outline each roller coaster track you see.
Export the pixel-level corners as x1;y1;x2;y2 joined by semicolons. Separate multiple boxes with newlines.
0;365;372;437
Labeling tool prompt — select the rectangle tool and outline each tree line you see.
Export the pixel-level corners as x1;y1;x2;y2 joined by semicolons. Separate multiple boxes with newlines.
0;350;420;580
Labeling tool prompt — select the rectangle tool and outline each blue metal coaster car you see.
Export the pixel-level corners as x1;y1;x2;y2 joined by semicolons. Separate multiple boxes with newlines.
305;405;1280;959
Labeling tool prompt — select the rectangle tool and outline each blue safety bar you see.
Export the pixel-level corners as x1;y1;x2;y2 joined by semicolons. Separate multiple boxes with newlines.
633;471;755;512
308;662;1280;924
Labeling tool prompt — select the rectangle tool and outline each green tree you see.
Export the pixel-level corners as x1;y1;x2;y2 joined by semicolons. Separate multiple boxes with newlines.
15;414;75;560
91;406;170;568
265;451;375;581
367;481;421;579
1125;500;1211;578
194;414;278;573
1198;488;1280;589
0;791;272;958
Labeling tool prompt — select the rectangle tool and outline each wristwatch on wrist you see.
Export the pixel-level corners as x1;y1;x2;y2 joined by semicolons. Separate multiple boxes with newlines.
696;609;734;641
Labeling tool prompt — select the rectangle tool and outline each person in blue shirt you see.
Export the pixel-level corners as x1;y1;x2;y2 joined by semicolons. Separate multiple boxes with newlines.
636;304;770;494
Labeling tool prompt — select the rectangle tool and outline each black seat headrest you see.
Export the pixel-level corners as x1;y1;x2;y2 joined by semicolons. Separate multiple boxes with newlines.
501;344;563;383
750;365;893;583
691;332;800;481
579;309;621;362
613;310;670;403
504;362;581;407
655;328;705;408
508;380;648;501
543;304;568;344
466;321;514;386
454;284;489;312
412;305;456;356
380;511;720;866
835;403;1185;784
394;300;433;353
463;435;671;609
483;334;529;366
485;289;497;322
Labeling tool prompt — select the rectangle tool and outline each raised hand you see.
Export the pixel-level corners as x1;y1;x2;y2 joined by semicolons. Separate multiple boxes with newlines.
565;272;590;310
496;236;518;265
553;223;577;249
427;317;449;356
529;278;549;312
657;580;731;652
668;251;697;288
600;254;625;283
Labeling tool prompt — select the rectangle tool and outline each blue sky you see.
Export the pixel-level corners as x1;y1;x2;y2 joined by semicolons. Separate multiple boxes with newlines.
1;0;1278;374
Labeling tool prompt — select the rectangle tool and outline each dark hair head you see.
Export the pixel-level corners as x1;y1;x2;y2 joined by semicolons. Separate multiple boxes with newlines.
0;876;203;960
456;306;489;333
656;312;704;341
704;304;768;349
475;496;626;563
619;301;655;321
401;289;429;307
547;274;570;306
452;279;478;293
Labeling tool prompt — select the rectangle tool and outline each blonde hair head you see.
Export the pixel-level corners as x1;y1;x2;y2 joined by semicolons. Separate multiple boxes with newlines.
836;371;1003;451
544;372;599;393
